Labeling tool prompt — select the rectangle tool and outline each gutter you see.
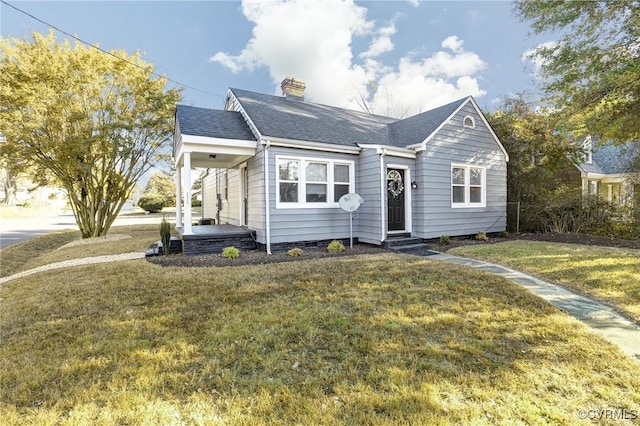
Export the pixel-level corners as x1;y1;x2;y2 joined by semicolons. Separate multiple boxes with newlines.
379;148;386;243
262;139;272;254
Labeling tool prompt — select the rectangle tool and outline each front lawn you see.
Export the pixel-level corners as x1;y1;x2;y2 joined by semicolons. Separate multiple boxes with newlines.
449;241;640;324
1;253;639;425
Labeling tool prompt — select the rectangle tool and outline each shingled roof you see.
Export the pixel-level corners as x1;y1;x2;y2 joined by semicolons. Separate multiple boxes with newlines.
177;89;471;149
592;142;639;174
176;105;256;141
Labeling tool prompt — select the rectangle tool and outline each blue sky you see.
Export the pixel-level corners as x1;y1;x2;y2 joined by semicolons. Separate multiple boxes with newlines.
1;0;555;116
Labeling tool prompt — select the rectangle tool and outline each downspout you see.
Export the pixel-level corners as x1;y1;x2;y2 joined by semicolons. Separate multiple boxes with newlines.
263;140;272;254
380;148;386;243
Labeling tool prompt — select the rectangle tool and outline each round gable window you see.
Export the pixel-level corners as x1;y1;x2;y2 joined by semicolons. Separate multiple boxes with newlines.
463;115;475;128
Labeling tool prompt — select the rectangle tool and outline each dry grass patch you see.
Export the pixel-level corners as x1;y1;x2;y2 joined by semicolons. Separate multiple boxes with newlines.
449;241;640;323
0;224;161;277
1;254;639;425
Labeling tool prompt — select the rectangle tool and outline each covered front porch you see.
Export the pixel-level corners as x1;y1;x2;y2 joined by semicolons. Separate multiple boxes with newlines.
176;224;257;256
173;105;257;236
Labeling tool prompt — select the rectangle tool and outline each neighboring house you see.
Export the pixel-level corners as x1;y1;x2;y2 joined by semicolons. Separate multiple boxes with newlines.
575;137;639;205
173;78;508;253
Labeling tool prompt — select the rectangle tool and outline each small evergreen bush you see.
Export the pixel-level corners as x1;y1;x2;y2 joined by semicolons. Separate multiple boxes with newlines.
327;240;345;253
160;216;171;255
439;234;450;245
222;246;240;259
287;247;304;257
498;231;509;238
138;196;164;213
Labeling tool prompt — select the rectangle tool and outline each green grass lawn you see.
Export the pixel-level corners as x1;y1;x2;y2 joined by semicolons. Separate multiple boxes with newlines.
449;241;640;324
1;233;639;425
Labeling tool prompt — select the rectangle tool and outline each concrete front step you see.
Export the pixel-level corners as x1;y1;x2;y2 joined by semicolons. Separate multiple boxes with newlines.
384;236;424;248
388;243;433;253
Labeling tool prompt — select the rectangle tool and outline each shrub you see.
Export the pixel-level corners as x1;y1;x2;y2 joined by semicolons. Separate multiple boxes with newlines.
438;234;450;245
222;246;240;259
327;240;345;253
287;247;304;257
498;231;509;238
475;231;489;241
138;196;164;213
160;216;171;255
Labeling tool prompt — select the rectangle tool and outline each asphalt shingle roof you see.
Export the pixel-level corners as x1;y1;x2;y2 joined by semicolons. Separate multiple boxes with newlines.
592;142;639;174
176;89;471;149
230;88;396;146
176;104;256;141
387;98;467;147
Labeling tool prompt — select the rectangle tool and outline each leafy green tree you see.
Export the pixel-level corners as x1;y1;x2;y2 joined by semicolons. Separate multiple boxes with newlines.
487;94;583;230
140;172;176;207
516;0;640;143
0;31;181;237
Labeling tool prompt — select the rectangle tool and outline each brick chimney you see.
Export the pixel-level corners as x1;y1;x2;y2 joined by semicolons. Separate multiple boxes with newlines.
280;77;305;100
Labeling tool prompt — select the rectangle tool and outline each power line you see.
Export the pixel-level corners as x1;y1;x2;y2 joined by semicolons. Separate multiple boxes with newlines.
0;0;224;100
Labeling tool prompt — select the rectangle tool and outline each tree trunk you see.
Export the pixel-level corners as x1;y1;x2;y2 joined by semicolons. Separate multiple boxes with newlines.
1;168;18;206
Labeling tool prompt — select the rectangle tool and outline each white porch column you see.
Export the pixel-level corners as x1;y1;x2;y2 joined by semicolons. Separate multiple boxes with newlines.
175;164;183;228
183;152;193;234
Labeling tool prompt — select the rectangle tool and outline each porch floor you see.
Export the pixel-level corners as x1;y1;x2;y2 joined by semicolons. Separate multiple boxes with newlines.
175;224;253;239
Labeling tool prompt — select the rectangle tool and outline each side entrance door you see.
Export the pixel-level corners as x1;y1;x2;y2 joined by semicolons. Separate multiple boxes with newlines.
387;168;405;231
241;166;249;226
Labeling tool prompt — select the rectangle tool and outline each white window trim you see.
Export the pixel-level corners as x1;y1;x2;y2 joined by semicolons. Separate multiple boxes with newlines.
275;155;355;209
463;115;475;129
451;163;486;208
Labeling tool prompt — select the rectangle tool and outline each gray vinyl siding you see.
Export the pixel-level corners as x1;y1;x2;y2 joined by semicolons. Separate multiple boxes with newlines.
247;148;265;243
266;147;359;245
356;148;383;244
413;103;507;239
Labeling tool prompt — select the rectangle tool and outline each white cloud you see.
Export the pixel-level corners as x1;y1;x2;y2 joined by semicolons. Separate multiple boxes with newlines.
522;41;558;78
408;0;420;7
441;35;463;53
210;0;488;117
360;22;396;59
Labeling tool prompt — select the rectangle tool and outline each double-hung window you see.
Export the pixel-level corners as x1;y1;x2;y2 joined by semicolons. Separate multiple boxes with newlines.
277;156;354;208
451;164;486;208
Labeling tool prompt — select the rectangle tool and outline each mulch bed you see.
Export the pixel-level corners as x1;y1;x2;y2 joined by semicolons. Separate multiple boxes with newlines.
148;232;639;268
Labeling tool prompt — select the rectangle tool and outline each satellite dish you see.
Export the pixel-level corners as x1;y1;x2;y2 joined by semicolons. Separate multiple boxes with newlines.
339;193;364;249
339;193;364;212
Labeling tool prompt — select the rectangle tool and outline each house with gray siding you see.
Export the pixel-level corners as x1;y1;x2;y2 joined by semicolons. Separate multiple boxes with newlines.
173;78;508;253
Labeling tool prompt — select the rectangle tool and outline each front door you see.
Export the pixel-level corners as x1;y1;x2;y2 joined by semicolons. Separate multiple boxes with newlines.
387;168;405;231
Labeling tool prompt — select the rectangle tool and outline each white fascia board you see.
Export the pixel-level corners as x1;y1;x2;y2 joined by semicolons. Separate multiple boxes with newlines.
358;144;416;159
261;136;361;154
181;134;257;150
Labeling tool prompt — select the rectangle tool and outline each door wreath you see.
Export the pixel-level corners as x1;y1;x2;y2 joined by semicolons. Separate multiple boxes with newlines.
387;170;404;198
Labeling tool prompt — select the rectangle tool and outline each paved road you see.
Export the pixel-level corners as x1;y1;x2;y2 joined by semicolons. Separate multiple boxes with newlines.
0;211;174;249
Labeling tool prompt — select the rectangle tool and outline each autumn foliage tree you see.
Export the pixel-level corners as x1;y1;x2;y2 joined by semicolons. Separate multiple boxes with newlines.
0;32;181;237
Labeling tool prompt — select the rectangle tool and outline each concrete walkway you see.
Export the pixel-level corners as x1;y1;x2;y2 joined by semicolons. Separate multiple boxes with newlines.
429;252;640;362
0;252;144;286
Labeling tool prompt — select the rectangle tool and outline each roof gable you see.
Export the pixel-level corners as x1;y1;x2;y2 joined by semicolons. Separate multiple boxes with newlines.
387;98;466;147
176;104;256;141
